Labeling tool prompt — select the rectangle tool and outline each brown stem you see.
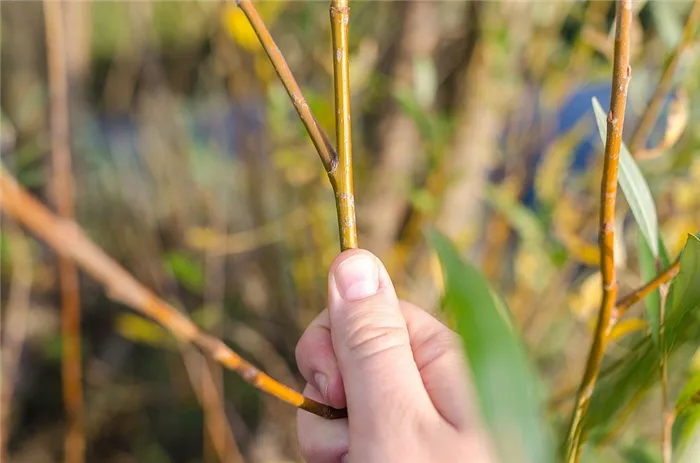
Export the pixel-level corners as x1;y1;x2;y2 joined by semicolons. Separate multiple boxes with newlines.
236;0;336;172
0;222;33;462
629;1;700;154
612;258;680;322
565;2;632;461
43;1;85;461
330;0;358;251
0;169;347;421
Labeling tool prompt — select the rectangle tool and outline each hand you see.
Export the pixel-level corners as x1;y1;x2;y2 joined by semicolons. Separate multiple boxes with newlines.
295;249;495;463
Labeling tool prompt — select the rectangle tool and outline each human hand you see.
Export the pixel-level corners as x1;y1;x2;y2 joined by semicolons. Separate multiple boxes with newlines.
296;249;495;463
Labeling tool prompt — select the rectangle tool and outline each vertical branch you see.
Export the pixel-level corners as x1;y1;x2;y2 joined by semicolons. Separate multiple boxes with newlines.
180;346;245;463
329;0;357;251
43;1;85;462
0;222;33;462
629;1;700;153
659;283;672;463
565;1;632;461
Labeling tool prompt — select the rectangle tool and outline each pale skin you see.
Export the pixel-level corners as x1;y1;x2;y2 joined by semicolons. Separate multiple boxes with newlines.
296;249;496;463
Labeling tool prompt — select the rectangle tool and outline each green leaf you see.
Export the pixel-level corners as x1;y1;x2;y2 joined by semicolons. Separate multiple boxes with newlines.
591;97;659;258
667;235;700;337
675;371;700;416
650;1;683;49
674;408;700;463
427;228;553;463
586;235;700;439
164;252;205;293
637;232;661;346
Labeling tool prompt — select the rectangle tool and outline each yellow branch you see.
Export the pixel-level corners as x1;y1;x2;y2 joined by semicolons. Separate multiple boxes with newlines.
565;1;633;461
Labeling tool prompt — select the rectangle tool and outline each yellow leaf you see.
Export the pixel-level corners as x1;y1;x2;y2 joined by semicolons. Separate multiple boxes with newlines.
222;2;285;53
223;6;261;52
608;318;648;342
557;229;600;266
569;272;602;320
115;313;171;347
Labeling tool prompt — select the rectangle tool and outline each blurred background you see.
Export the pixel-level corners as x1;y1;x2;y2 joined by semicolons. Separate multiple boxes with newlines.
1;1;700;462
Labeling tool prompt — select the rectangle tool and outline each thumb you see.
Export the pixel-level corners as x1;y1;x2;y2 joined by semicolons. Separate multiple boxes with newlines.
327;249;435;428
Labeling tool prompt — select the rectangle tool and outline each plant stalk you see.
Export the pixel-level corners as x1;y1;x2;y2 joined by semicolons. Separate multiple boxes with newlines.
330;0;358;251
43;1;85;461
565;2;632;460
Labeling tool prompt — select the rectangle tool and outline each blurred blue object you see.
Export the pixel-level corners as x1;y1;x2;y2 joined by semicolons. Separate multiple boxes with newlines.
512;82;673;209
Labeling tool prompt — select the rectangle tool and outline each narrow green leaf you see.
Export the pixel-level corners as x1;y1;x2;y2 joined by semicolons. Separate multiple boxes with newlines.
667;235;700;328
591;97;659;258
637;232;661;346
675;371;700;416
427;228;553;463
675;409;700;463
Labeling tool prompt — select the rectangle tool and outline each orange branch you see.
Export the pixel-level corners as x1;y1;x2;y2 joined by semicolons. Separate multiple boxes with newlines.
612;259;681;322
0;169;346;421
43;1;84;461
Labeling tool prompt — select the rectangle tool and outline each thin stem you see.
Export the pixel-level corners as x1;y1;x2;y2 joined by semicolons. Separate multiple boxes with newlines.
330;0;358;251
659;283;672;463
236;0;335;172
612;258;680;322
0;222;33;462
0;169;347;421
565;2;632;461
629;1;700;154
43;1;84;461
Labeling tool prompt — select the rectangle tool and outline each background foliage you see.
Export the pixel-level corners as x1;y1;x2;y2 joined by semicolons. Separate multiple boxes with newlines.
2;1;700;462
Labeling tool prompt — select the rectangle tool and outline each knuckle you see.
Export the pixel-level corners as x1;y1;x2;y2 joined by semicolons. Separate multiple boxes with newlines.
414;328;464;372
343;306;408;361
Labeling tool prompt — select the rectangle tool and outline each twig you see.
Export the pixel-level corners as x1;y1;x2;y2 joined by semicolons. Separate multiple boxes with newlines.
629;1;700;154
43;1;85;461
0;222;33;462
0;169;347;421
565;2;632;461
659;282;672;463
330;0;357;251
201;196;240;463
236;0;335;172
612;258;680;322
236;0;357;251
180;345;245;463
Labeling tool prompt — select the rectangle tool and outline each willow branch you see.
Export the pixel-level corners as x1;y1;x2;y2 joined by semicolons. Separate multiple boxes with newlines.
235;0;357;251
236;0;335;172
329;0;357;251
612;258;680;321
565;2;632;461
629;1;700;154
0;169;347;421
0;222;33;462
43;1;85;461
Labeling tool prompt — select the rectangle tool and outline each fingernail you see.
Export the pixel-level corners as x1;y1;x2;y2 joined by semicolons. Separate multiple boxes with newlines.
341;453;349;463
334;254;379;301
314;372;328;399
